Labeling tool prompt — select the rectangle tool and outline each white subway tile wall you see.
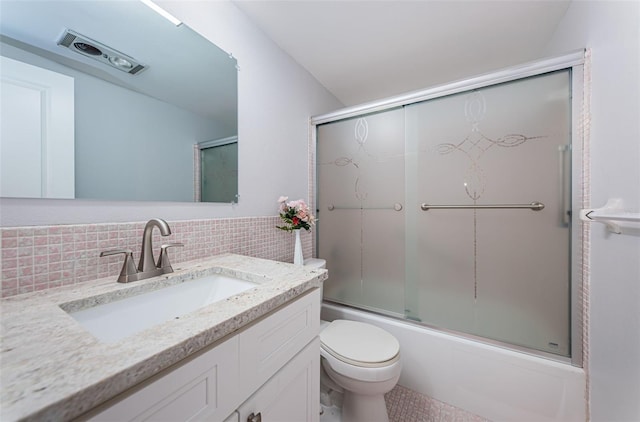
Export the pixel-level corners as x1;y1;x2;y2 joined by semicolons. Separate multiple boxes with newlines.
1;217;313;298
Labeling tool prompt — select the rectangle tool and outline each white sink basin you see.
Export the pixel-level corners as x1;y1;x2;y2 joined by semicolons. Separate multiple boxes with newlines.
68;275;257;343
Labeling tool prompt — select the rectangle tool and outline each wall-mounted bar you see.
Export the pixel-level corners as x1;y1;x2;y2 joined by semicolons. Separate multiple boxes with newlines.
584;213;640;223
579;198;640;234
328;203;403;211
420;202;545;211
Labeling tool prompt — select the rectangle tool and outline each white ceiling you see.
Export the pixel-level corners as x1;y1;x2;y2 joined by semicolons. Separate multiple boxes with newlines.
233;0;571;106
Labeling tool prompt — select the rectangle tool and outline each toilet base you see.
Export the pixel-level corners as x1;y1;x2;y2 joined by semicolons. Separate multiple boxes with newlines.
321;356;400;422
342;390;389;422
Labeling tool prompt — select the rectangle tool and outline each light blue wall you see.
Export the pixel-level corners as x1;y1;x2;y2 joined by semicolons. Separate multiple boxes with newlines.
73;74;225;201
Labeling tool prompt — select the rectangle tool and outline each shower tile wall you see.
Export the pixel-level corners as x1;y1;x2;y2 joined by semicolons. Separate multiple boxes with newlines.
0;216;313;298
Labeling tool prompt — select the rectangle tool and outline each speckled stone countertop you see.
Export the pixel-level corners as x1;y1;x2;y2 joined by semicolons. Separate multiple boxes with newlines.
0;254;327;422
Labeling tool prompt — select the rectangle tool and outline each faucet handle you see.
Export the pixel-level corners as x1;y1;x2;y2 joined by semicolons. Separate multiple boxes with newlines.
158;243;184;273
100;249;138;283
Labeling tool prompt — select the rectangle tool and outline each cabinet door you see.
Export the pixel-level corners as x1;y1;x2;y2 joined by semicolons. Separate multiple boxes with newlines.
238;289;320;398
223;411;239;422
87;336;239;422
237;337;320;422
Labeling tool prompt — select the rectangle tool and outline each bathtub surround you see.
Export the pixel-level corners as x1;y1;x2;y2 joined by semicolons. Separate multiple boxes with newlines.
315;64;577;359
0;217;313;298
323;302;586;421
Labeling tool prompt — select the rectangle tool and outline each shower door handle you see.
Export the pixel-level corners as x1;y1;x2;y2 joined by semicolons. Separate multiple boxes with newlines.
247;412;262;422
559;145;571;226
420;202;545;211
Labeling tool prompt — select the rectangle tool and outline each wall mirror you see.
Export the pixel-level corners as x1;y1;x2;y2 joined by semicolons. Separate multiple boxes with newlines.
0;0;238;202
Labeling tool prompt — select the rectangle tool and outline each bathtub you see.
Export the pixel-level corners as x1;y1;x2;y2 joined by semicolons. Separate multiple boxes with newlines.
321;302;587;422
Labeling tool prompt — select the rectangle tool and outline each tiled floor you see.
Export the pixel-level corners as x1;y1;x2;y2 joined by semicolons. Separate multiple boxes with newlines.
320;404;341;422
320;385;489;422
385;385;489;422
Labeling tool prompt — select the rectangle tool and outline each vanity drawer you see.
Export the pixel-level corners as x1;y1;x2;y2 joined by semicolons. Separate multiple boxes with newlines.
86;336;239;422
238;288;320;397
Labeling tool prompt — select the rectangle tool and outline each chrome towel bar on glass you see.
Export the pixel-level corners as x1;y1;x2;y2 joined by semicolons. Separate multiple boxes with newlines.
327;203;404;211
420;202;545;211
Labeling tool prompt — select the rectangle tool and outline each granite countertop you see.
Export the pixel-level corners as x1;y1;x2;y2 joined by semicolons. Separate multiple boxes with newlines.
0;253;327;422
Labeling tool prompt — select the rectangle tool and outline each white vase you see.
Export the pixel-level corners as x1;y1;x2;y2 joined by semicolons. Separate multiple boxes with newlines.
293;229;303;265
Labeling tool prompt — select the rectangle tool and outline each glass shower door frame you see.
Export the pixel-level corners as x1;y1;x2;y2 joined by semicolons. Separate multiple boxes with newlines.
311;50;586;367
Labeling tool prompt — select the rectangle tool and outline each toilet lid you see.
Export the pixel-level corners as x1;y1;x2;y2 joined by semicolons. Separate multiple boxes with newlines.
320;320;399;365
303;258;326;269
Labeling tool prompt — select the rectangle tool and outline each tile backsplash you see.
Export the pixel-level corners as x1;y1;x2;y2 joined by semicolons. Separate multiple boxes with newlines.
1;216;312;298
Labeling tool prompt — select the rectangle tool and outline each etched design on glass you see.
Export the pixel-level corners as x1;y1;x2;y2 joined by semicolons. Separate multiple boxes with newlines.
354;117;368;145
327;117;373;201
334;157;359;168
321;117;372;288
435;91;547;299
330;118;370;170
355;177;367;201
436;91;545;200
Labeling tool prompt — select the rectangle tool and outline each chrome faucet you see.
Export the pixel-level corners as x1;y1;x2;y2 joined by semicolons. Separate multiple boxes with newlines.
100;218;183;283
138;218;171;275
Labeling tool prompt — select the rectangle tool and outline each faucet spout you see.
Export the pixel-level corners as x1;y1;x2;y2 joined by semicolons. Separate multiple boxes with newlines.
138;218;172;274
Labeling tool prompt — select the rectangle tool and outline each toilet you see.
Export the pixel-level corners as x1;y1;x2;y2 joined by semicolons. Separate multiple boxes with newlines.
304;258;402;422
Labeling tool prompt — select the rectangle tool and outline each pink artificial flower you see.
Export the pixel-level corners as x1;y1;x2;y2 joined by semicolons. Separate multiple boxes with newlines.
278;197;288;213
276;196;316;231
288;199;301;209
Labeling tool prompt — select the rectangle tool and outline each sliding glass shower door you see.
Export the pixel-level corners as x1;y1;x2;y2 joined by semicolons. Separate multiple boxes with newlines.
317;69;572;357
317;109;406;316
405;70;572;356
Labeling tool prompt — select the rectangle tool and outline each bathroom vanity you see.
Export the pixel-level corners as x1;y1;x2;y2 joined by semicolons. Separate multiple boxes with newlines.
0;254;327;421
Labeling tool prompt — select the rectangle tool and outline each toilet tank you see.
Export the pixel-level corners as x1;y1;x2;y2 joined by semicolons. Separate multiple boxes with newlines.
304;258;326;299
303;258;326;269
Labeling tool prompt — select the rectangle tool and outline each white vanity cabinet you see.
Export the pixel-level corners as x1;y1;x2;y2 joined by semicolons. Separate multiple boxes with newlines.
85;288;321;422
237;338;320;422
87;336;240;421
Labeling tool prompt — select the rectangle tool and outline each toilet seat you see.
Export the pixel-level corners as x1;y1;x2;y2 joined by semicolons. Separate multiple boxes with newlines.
320;320;401;382
320;320;400;367
322;344;400;368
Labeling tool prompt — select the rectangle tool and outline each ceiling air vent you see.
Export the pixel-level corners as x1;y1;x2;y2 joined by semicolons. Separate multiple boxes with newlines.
57;29;146;75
